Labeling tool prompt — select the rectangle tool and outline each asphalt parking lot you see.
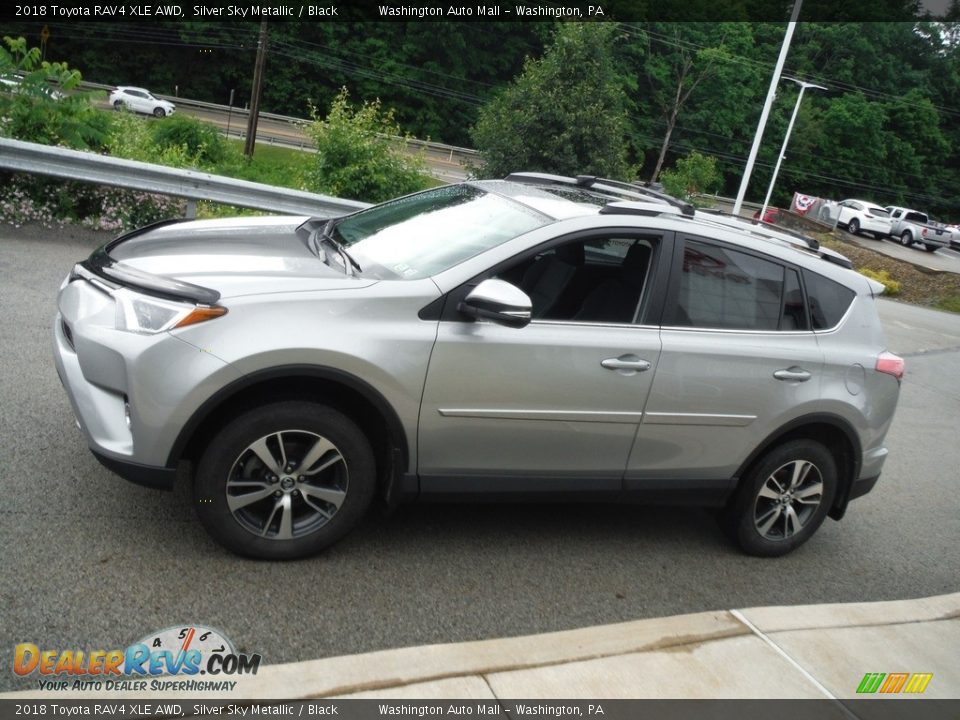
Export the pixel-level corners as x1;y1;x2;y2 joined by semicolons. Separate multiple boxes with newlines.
1;223;958;693
839;227;960;272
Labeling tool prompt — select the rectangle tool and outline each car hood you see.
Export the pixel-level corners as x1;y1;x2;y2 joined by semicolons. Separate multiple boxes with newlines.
100;216;375;299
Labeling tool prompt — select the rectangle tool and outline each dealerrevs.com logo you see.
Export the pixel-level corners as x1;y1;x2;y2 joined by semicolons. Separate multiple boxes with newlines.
14;625;261;692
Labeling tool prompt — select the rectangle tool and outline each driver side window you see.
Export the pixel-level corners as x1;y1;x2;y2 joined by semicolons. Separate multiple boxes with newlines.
496;235;659;324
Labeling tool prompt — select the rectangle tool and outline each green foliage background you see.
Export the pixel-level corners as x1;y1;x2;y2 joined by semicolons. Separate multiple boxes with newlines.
2;16;960;215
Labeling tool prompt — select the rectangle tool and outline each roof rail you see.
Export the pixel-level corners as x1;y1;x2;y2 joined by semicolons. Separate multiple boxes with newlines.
600;201;684;217
505;171;696;218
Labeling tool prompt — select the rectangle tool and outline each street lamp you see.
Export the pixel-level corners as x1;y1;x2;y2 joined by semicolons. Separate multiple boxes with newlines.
758;77;827;223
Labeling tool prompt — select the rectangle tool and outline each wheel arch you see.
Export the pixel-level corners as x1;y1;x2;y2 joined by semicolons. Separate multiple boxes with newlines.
168;365;410;501
732;413;862;520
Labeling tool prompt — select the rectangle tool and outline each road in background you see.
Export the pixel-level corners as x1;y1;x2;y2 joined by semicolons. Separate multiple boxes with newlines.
1;224;957;692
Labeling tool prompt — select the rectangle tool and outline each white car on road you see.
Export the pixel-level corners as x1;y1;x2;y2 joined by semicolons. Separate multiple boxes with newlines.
108;86;175;117
836;199;892;239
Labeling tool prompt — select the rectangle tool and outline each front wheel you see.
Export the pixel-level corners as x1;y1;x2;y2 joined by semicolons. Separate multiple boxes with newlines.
848;218;860;235
153;107;166;118
113;100;123;110
722;439;837;557
923;244;939;253
194;401;376;559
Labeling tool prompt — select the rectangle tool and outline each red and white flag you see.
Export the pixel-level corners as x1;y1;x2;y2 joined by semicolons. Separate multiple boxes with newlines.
792;193;818;215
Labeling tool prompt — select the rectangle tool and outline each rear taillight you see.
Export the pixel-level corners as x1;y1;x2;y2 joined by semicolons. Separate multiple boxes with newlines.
876;351;905;382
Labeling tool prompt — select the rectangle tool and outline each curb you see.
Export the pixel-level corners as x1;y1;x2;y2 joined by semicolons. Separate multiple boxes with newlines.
5;592;958;700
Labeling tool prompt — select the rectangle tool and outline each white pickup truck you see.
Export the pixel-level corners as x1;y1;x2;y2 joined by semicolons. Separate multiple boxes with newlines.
885;206;953;252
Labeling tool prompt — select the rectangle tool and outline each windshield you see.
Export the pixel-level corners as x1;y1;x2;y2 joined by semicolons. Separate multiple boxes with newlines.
332;185;551;279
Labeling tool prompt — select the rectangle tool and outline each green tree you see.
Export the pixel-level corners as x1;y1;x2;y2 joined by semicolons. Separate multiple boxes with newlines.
471;23;632;180
659;151;722;202
303;87;430;203
0;36;108;149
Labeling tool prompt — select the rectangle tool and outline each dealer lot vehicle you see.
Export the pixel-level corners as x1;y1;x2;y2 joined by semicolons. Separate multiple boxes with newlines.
885;206;952;253
53;174;903;559
836;199;892;239
108;86;175;117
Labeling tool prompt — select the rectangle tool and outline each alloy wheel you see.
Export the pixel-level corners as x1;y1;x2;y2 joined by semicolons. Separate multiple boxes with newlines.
225;429;348;541
752;459;824;541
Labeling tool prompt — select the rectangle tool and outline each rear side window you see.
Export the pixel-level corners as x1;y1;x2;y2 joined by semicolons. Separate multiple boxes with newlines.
803;269;855;330
674;241;785;330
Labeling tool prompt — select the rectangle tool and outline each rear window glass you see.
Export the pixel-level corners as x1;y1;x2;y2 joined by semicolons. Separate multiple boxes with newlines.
803;269;855;330
675;241;785;331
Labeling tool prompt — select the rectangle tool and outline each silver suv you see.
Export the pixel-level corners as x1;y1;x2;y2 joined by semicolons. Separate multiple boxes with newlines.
53;174;903;559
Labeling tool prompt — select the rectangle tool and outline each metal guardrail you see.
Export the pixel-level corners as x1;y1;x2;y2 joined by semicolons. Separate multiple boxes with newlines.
0;137;371;218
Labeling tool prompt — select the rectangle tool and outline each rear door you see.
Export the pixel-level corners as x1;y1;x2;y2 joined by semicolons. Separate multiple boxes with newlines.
625;234;824;494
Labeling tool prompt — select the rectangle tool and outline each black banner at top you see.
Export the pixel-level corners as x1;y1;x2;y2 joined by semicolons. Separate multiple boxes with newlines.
0;0;948;23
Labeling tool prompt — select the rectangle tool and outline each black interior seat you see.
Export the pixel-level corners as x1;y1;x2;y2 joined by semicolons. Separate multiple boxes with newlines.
574;243;651;323
520;243;585;319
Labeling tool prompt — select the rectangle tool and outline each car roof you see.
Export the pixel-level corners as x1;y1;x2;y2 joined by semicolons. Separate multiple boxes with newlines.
498;172;854;272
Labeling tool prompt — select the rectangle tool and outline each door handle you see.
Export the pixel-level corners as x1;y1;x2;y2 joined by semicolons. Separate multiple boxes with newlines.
601;355;651;372
773;367;812;382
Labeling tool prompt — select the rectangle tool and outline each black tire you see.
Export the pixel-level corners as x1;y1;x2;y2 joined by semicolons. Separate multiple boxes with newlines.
153;107;166;118
113;100;123;110
194;401;376;560
901;231;913;247
848;218;860;235
721;439;837;557
923;244;938;253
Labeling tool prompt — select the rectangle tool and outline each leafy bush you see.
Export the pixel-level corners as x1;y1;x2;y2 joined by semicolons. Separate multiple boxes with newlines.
105;111;237;172
859;268;901;296
303;87;430;203
0;36;109;150
150;114;232;167
659;152;722;204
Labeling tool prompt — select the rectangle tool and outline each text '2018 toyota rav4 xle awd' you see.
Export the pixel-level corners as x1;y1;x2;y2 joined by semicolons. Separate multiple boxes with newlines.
53;174;903;558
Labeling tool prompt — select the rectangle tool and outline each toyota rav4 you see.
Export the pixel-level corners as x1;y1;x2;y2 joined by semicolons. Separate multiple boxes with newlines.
53;174;903;559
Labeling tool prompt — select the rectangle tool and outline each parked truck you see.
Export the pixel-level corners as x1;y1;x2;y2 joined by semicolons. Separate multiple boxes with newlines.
885;206;953;253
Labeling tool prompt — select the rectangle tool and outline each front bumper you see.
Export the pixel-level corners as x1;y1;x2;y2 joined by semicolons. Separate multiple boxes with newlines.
53;276;238;480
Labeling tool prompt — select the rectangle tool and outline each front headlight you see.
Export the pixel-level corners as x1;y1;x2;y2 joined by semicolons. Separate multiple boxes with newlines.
114;288;227;334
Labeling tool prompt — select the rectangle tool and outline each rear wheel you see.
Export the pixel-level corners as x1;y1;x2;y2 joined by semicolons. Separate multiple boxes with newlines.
194;401;376;559
848;218;860;235
722;439;837;557
901;231;913;247
923;244;938;253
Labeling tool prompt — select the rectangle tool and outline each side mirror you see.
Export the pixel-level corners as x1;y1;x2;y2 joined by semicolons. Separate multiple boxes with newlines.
458;279;532;328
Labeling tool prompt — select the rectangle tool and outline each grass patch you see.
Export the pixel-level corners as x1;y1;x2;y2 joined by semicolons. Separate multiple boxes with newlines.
935;295;960;313
223;140;311;191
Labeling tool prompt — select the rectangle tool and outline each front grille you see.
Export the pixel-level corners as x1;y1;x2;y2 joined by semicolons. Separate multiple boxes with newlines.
61;319;75;350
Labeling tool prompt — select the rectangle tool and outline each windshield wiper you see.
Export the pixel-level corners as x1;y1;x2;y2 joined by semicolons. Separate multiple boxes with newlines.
319;219;362;276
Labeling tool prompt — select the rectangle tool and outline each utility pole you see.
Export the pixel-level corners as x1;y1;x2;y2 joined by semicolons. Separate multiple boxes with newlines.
244;21;268;159
732;0;802;217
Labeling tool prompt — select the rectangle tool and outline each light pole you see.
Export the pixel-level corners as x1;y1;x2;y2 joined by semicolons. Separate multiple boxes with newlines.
732;0;802;217
757;77;827;223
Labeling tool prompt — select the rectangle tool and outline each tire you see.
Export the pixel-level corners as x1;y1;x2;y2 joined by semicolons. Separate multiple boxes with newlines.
113;100;123;110
721;439;837;557
923;244;938;253
901;231;913;247
194;401;376;559
153;107;166;118
848;218;860;235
